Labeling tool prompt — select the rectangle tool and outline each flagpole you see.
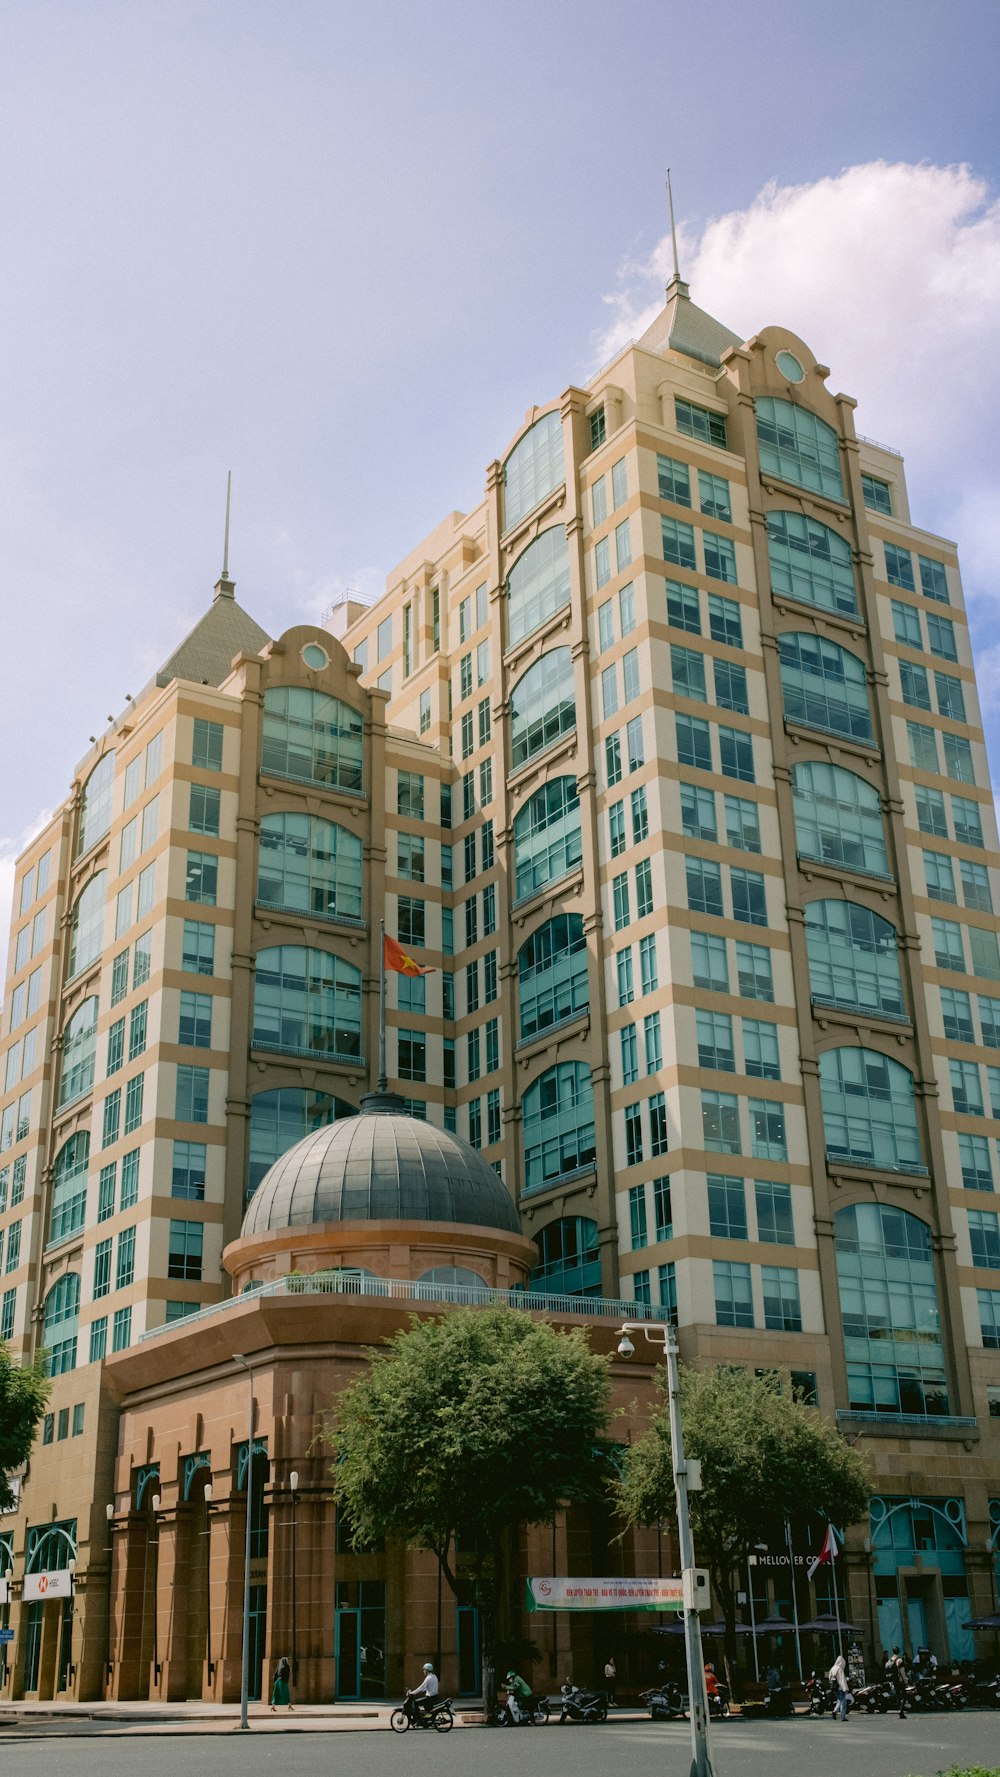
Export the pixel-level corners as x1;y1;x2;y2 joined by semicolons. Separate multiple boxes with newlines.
378;919;387;1092
784;1517;803;1680
831;1527;845;1665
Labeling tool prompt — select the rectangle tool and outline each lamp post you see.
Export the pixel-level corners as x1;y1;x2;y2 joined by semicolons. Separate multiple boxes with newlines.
618;1321;714;1777
233;1354;255;1732
289;1471;299;1688
104;1503;115;1688
204;1484;216;1687
150;1497;163;1688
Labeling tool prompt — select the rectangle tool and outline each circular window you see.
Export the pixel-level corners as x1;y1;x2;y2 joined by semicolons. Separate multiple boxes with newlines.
302;642;329;671
776;350;804;383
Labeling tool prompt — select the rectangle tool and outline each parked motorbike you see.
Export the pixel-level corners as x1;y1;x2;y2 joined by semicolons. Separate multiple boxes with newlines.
639;1682;685;1720
706;1683;731;1720
804;1672;834;1716
975;1672;1000;1708
761;1681;794;1717
854;1678;892;1714
492;1689;551;1725
390;1695;454;1733
557;1683;608;1724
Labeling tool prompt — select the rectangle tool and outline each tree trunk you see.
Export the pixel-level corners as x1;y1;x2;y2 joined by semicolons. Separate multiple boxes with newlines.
714;1559;741;1700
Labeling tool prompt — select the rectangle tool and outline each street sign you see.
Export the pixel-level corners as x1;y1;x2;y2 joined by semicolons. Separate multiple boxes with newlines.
22;1570;72;1601
527;1576;686;1612
0;1628;13;1643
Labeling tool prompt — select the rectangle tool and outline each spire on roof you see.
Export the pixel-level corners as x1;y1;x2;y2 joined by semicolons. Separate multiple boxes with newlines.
637;183;743;368
667;167;682;283
215;470;235;602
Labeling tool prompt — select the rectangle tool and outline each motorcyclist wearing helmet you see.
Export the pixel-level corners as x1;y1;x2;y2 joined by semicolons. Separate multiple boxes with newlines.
404;1661;439;1724
505;1668;533;1722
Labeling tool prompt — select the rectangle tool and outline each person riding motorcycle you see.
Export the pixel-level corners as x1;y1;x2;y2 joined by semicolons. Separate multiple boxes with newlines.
505;1669;534;1723
404;1662;439;1724
704;1661;719;1699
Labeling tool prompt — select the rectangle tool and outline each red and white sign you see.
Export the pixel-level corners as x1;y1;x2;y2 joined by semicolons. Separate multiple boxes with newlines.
22;1569;72;1601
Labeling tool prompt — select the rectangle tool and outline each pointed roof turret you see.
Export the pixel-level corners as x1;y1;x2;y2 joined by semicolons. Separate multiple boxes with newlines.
638;176;743;368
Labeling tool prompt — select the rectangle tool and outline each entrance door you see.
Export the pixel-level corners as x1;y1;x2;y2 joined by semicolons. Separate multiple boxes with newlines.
906;1596;928;1655
335;1581;385;1698
456;1605;480;1695
248;1586;267;1701
22;1603;42;1693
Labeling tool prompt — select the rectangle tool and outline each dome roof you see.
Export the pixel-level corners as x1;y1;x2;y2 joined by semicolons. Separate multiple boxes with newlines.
240;1090;521;1239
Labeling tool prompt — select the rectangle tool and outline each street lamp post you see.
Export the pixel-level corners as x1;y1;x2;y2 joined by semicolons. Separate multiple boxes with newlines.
618;1321;715;1777
289;1471;299;1688
233;1354;255;1732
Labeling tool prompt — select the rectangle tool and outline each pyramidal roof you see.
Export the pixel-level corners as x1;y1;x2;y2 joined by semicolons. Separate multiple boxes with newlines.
638;273;743;369
154;577;271;690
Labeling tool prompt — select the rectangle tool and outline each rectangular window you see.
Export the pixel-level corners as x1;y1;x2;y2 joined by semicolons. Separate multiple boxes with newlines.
185;852;217;905
175;1065;209;1124
708;593;742;649
719;726;754;783
644;1012;662;1074
703;531;737;584
192;718;224;770
750;1099;787;1161
626;715;644;773
935;671;966;722
179;991;213;1048
172;1140;207;1199
398;897;425;948
959;1132;993;1192
725;793;761;854
969;1210;1000;1268
485;1018;499;1075
692;931;728;994
671;644;706;702
464;896;478;948
115;884;134;940
943;732;975;783
617;949;634;1007
615;519;632;572
611;458;627;508
762;1265;802;1332
397;772;425;820
731;867;767;926
885;543;915;590
612;871;630;931
0;1288;15;1342
653;1177;672;1242
168;1218;204;1281
619;584;635;637
662;516;696;570
979;996;1000;1048
107;1017;125;1076
182;920;215;976
141;796;159;851
630;786;648;845
698;470;731;522
952;795;984;848
639;932;657;995
925;850;957;903
702;1090;740;1154
622;647;640;704
625;1103;643;1165
398;971;426;1016
630;1269;651;1307
698;1010;735;1073
892;599;922;647
676;713;712;772
601;664;619;720
919;555;949;603
89;1316;107;1362
128;1000;147;1061
484;951;498;1003
635;858;653;918
478;698;491;747
961;859;992;913
950;1058;983;1116
900;659;931;710
666;580;700;634
932;917;966;972
608;801;625;858
708;1174;747;1239
594;536;611;589
419;689;431;734
190;783;221;836
123;1072;145;1133
443;1037;456;1090
592;476;608;526
908;721;939;772
861;473;891;514
743;1019;780;1080
120;818;138;872
978;1289;1000;1348
629;1184;648;1250
916;786;948;838
144;733;162;785
598;600;614;652
649;1091;668;1157
398;1029;427;1083
467;1098;482;1151
589;406;606;450
686;856;724;918
116;1225;136;1291
112;1305;132;1352
714;660;749;715
714;1260;753;1328
487;1088;501;1146
940;987;974;1041
755;1179;794;1245
657;454;692;506
927;614;957;661
460;710;474;758
681;782;717;842
676;397;727;449
102;1090;121;1149
466;1028;481;1083
98;1163;116;1220
442;972;455;1022
93;1237;112;1300
479;758;493;806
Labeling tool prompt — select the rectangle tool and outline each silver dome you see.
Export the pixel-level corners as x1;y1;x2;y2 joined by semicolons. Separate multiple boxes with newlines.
240;1090;521;1238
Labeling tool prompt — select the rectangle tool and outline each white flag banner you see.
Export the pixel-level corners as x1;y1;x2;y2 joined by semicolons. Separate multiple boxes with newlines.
527;1575;684;1612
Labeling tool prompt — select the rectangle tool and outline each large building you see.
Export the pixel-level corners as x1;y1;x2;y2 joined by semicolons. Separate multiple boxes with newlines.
1;268;999;1699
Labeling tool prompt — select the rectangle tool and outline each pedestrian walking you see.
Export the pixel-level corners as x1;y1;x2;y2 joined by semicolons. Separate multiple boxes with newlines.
270;1654;293;1711
888;1646;908;1719
829;1653;851;1722
604;1656;617;1704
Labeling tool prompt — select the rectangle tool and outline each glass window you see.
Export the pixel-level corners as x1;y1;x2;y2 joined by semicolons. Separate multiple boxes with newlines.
629;1183;647;1250
749;1099;786;1161
935;672;966;722
257;812;363;922
692;930;728;993
617;948;634;1007
961;859;992;912
644;1012;662;1073
702;1090;740;1154
167;1219;204;1281
613;872;630;930
58;997;98;1106
182;920;215;976
743;1019;780;1080
619;583;636;634
49;1133;89;1243
756;1180;793;1245
755;397;843;499
791;761;888;876
192;718;224;771
703;531;737;584
253;945;362;1060
522;1062;596;1192
892;600;922;647
931;916;965;972
978;1289;1000;1348
611;458;627;507
625;1102;643;1164
676;713;712;772
944;732;975;783
595;537;611;589
950;1058;983;1116
396;772;424;819
42;1274;80;1375
398;1029;427;1082
698;1010;735;1073
608;801;625;858
709;594;742;648
261;687;364;792
67;872;106;978
631;787;648;845
927;614;957;661
190;783;221;836
953;795;984;848
714;659;749;715
592;477;608;526
662;516;696;570
820;1047;922;1171
916;786;948;838
657;454;691;506
509;649;575;770
762;1265;802;1332
861;473;891;515
835;1202;948;1415
900;659;932;711
172;1141;206;1199
506;526;571;644
601;664;619;719
531;1216;601;1298
708;1174;746;1238
698;470;731;522
779;632;873;742
615;519;632;573
503;410;564;531
979;996;1000;1048
185;852;218;905
731;867;767;926
675;398;727;449
666;580;700;634
76;755;115;858
671;645;706;702
725;793;761;853
918;556;949;604
719;725;754;782
884;543;915;590
908;721;939;772
686;856;723;917
517;914;588;1041
804;899;904;1018
714;1260;753;1328
622;648;640;704
179;991;212;1048
681;782;717;842
958;1132;991;1191
597;601;614;652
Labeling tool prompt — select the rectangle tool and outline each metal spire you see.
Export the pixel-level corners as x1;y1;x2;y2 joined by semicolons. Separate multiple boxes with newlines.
222;470;232;580
666;168;681;281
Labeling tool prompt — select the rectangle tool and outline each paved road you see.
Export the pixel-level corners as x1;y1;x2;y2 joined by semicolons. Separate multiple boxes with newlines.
4;1713;999;1777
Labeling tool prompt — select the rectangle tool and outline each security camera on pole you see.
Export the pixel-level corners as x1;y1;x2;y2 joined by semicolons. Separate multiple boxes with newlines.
618;1322;715;1777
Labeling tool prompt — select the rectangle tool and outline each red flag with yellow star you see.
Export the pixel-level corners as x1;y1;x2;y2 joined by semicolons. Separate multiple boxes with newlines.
383;933;434;977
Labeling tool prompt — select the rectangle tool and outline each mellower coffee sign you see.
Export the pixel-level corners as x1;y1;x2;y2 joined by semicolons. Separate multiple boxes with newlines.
527;1576;685;1612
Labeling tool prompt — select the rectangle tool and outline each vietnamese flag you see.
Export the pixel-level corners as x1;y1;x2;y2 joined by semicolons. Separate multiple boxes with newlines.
383;933;435;977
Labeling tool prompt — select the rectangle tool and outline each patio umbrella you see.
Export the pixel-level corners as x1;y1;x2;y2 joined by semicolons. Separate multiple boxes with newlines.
753;1615;794;1634
798;1614;860;1634
653;1620;756;1636
963;1611;1000;1630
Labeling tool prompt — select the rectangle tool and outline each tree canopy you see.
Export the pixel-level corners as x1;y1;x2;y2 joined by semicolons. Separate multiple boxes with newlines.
0;1343;49;1511
618;1365;871;1680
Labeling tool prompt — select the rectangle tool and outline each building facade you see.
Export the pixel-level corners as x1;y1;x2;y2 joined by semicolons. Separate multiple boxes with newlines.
1;271;999;1697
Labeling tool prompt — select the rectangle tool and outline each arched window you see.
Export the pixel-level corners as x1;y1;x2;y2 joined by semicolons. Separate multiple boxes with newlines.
503;410;565;532
76;754;115;858
779;632;873;743
506;527;571;646
522;1061;595;1192
261;687;364;793
767;512;858;617
42;1274;80;1375
510;649;575;771
755;396;844;500
67;872;106;978
247;1087;356;1198
805;901;904;1020
820;1047;922;1173
417;1265;490;1294
58;997;98;1106
518;914;588;1041
835;1204;948;1416
49;1132;90;1243
252;946;362;1061
530;1216;601;1297
512;777;581;902
791;761;889;878
257;813;363;923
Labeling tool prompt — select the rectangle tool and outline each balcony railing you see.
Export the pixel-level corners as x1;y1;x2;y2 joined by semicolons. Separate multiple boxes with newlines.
836;1408;977;1432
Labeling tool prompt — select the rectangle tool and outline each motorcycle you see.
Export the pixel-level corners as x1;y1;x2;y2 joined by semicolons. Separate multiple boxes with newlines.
639;1682;685;1721
492;1688;551;1726
854;1678;892;1714
975;1672;1000;1708
390;1694;454;1733
761;1681;794;1717
804;1672;834;1716
558;1683;608;1724
706;1682;731;1720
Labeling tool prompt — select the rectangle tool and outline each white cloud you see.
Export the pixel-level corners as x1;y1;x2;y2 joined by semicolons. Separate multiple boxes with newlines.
595;161;1000;760
0;810;53;989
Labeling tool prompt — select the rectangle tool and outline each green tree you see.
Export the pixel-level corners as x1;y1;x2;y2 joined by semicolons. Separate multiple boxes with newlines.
322;1306;614;1700
618;1365;870;1689
0;1343;49;1511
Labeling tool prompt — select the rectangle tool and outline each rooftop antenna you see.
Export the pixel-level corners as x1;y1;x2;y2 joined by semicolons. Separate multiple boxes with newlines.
666;168;682;283
215;471;235;600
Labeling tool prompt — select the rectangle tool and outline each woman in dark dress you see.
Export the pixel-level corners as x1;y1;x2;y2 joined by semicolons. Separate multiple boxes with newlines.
271;1655;293;1710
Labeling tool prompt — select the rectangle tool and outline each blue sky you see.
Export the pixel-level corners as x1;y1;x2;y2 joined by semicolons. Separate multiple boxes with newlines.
1;0;998;944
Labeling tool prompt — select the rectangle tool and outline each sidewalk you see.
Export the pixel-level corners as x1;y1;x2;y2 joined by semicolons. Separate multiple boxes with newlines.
0;1699;647;1738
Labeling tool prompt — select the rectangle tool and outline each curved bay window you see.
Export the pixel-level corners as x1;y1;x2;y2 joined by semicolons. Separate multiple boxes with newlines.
257;812;363;923
42;1274;80;1375
261;687;364;793
804;901;905;1019
791;760;889;877
517;914;588;1041
755;396;844;500
766;511;858;616
503;409;565;532
835;1205;948;1418
506;526;571;645
530;1215;601;1297
509;648;575;771
49;1132;90;1244
820;1046;923;1173
67;872;106;979
512;776;581;902
58;998;98;1107
247;1086;356;1198
252;946;362;1063
779;632;873;743
522;1060;595;1192
76;754;115;858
